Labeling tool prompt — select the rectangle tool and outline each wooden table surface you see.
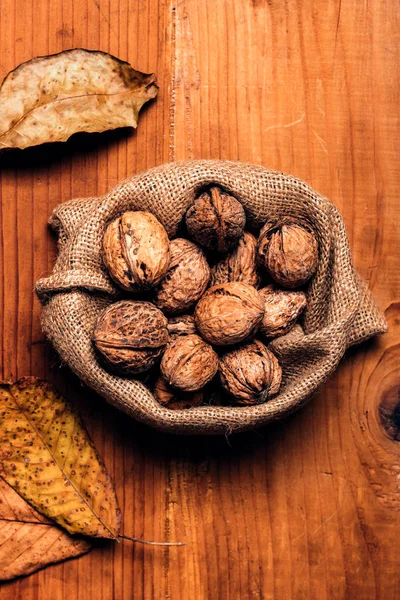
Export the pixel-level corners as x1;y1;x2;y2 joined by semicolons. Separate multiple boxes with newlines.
0;0;399;598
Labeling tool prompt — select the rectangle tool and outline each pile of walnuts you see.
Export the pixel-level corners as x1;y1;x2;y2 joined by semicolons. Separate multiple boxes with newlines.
92;186;319;409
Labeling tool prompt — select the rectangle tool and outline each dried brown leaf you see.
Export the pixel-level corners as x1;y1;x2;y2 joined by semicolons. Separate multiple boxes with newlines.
0;377;121;539
0;49;158;150
0;478;91;581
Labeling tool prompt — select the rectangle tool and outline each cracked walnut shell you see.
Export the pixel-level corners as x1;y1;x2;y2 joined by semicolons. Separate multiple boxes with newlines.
103;211;170;292
154;238;210;315
194;281;265;346
167;314;197;339
219;340;282;405
258;220;318;288
185;186;246;253
93;300;169;375
153;375;205;410
160;334;219;392
259;285;307;338
210;231;261;288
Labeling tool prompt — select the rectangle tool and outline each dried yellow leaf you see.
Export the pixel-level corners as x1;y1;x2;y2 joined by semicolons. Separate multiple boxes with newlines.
0;48;158;149
0;377;121;538
0;478;91;580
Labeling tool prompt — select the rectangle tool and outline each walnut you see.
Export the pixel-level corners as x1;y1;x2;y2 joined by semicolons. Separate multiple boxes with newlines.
210;231;261;288
259;285;306;338
219;340;282;405
185;186;246;253
194;281;264;346
154;238;210;315
153;375;204;410
160;334;218;391
93;300;168;375
103;211;170;292
167;314;197;339
257;220;318;288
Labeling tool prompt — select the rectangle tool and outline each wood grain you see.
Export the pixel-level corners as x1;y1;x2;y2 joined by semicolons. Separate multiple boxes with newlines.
0;0;399;598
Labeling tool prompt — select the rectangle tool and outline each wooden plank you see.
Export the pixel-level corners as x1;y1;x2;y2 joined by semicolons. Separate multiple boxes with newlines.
0;0;399;598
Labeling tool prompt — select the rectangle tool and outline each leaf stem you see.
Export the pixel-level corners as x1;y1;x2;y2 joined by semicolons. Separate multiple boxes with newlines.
118;534;186;547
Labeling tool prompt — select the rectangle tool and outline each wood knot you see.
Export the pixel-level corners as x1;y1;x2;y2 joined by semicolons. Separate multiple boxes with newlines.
379;385;400;441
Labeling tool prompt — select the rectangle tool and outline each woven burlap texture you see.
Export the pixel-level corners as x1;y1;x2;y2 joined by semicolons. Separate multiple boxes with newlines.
35;160;387;435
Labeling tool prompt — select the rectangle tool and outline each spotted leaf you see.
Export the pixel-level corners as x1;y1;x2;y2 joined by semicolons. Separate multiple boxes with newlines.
0;377;121;538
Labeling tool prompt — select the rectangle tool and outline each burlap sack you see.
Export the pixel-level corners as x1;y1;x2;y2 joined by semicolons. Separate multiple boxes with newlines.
35;160;387;435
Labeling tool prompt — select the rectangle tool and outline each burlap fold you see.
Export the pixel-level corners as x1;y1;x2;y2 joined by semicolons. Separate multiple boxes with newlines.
35;160;387;435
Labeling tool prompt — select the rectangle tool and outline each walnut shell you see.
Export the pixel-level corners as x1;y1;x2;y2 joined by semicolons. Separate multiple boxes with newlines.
160;334;219;392
103;211;170;292
194;281;264;346
219;340;282;405
154;238;210;315
210;231;261;288
93;300;169;375
259;285;307;338
185;187;246;253
167;314;197;339
153;375;204;410
257;220;318;288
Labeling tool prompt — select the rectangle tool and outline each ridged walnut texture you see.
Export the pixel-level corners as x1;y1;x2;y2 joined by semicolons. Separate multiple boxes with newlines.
154;238;210;315
93;300;168;375
153;375;205;410
167;314;197;339
185;187;246;253
210;231;261;288
219;340;282;404
103;211;170;292
259;285;307;338
160;334;219;392
194;281;265;346
258;220;319;289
